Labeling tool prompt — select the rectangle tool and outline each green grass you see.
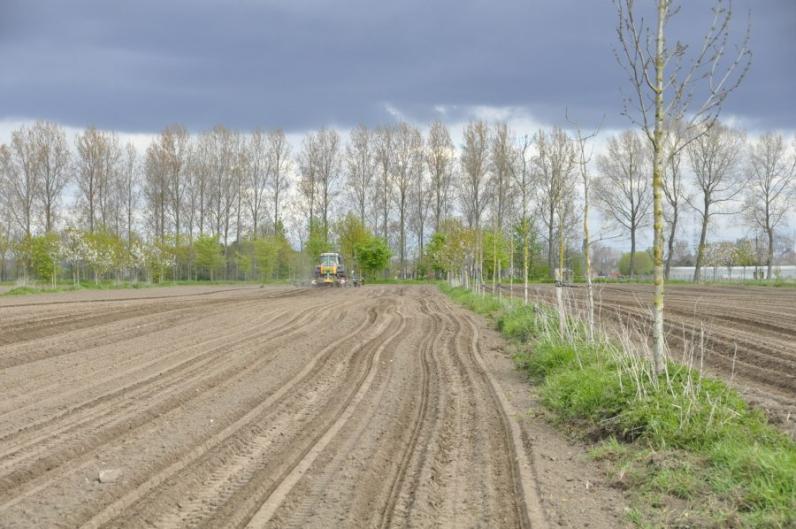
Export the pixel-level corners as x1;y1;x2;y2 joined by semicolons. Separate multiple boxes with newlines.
439;283;796;528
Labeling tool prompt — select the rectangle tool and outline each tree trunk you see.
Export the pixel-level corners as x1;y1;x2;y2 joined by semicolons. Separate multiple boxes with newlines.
766;227;774;280
694;202;710;282
509;230;514;298
45;202;52;233
523;223;529;305
547;206;555;277
583;184;594;340
629;228;636;278
651;0;667;376
664;205;678;279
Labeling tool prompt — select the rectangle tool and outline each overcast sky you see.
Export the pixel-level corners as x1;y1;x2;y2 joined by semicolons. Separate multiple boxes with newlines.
1;0;794;135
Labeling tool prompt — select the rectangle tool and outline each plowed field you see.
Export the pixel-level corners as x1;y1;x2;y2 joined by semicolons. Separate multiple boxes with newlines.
3;285;623;529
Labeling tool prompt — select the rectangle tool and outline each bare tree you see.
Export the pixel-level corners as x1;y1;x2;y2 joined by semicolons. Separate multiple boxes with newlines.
99;134;123;233
662;121;688;279
298;132;319;230
119;142;139;244
373;126;395;242
192;132;213;236
315;129;341;241
594;131;652;277
425;121;454;232
392;122;423;278
460;120;491;289
345;124;375;227
744;133;795;279
411;160;434;275
686;122;745;281
615;0;750;372
1;125;39;237
268;129;291;231
76;127;120;233
490;122;515;288
32;121;70;233
568;114;601;339
535;127;576;277
245;129;270;237
160;125;191;246
490;122;514;233
206;126;239;254
509;135;534;304
144;140;169;242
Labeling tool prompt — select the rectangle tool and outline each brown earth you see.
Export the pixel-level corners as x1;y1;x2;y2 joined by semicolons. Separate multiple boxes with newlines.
499;283;796;436
0;285;629;529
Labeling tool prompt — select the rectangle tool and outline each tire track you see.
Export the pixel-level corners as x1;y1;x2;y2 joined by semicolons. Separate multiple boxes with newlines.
242;305;408;529
0;297;349;510
0;296;277;368
1;286;553;529
0;285;289;309
440;296;547;529
0;297;333;465
0;294;336;431
0;298;292;421
375;297;437;529
77;300;384;529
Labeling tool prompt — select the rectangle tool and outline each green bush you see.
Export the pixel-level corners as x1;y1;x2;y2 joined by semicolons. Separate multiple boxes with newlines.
618;251;653;276
355;236;392;279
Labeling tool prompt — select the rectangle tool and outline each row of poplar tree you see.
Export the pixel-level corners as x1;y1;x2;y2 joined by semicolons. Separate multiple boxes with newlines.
0;117;793;285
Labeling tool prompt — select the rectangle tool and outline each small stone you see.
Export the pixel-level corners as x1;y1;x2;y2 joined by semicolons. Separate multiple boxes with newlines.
98;468;122;483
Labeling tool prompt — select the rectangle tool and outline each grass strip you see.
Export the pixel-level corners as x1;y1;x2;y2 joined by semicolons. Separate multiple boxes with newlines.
439;283;795;529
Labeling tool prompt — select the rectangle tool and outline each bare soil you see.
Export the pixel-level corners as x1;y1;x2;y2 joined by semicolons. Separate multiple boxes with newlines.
501;283;796;436
0;285;628;528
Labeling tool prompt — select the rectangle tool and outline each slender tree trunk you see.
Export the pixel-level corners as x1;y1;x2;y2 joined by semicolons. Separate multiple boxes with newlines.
694;202;710;282
664;206;678;279
492;226;497;293
557;226;566;335
399;203;405;279
547;207;555;276
274;186;280;232
89;176;95;233
583;180;594;340
523;222;529;305
630;228;636;278
767;227;774;279
510;230;514;298
651;0;667;375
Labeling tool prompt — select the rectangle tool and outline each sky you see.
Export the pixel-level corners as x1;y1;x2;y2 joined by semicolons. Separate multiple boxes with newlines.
1;0;794;136
1;0;794;251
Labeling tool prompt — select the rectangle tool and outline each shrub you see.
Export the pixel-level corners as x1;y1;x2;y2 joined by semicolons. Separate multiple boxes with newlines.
618;251;653;276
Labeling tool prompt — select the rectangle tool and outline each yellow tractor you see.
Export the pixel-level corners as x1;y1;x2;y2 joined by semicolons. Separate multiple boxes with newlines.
312;252;347;287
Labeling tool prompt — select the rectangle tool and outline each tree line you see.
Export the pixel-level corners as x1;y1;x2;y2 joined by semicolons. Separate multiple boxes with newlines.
0;117;793;286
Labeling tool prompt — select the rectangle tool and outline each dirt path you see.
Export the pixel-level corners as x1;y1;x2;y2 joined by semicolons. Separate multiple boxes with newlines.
498;283;796;435
0;285;627;528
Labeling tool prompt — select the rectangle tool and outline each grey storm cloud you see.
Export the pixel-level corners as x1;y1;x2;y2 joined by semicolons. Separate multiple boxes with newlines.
0;0;793;133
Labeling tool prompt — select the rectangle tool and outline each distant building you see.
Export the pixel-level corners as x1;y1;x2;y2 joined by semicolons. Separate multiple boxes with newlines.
668;265;796;281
